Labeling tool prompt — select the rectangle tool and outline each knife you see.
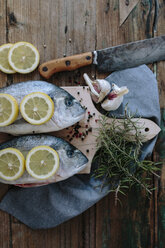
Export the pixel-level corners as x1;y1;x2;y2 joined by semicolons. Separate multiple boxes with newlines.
39;36;165;79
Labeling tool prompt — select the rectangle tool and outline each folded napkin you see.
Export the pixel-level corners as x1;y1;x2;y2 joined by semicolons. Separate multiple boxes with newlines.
0;65;160;229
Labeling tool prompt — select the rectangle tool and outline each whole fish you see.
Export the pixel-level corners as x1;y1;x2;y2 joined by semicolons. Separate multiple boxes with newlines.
0;135;88;186
0;81;85;135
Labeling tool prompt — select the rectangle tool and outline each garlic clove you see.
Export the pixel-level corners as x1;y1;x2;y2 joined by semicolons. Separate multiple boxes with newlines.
83;73;99;97
116;86;129;97
95;79;111;103
101;85;129;111
101;96;124;111
83;73;111;103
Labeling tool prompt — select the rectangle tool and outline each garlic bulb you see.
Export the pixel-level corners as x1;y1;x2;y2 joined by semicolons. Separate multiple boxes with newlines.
83;73;129;112
101;84;129;111
83;73;111;103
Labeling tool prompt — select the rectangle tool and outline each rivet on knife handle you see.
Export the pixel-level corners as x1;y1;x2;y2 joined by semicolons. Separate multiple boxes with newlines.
39;52;93;79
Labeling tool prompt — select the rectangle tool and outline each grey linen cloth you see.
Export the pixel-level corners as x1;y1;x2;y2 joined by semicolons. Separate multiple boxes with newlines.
0;65;160;229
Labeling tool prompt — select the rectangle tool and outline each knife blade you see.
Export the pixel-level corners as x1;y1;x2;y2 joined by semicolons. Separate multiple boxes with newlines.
39;36;165;79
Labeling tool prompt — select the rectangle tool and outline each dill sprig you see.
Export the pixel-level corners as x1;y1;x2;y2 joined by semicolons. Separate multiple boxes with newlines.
93;111;160;203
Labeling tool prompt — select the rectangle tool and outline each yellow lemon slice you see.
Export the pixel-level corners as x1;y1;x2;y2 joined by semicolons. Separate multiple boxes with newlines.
0;148;25;181
0;43;16;74
26;146;59;180
8;41;40;74
20;92;54;125
0;93;19;127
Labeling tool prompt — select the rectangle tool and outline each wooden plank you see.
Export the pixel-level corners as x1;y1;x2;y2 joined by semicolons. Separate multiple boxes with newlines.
0;211;10;248
95;0;156;247
0;1;11;247
119;0;140;26
0;0;7;87
154;0;165;247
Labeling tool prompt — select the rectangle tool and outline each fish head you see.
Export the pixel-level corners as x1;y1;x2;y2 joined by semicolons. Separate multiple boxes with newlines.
52;141;88;178
51;91;86;128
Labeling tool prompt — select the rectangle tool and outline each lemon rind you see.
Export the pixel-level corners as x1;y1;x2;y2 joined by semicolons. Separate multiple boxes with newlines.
25;146;59;180
0;148;25;181
8;41;40;74
20;92;54;125
0;93;19;127
0;43;16;74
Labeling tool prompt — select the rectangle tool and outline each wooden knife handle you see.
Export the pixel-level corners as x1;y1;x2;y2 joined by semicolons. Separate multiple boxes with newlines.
38;52;93;79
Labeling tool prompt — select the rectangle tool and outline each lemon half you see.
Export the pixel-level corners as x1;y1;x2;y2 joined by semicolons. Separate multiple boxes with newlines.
20;92;54;125
8;41;40;74
26;146;59;180
0;43;16;74
0;93;19;127
0;148;25;181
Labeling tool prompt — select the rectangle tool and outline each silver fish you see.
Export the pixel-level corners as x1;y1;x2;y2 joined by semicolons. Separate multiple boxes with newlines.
0;135;88;186
0;81;85;135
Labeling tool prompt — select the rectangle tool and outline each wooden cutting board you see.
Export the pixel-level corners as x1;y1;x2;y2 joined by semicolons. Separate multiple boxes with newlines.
54;86;161;173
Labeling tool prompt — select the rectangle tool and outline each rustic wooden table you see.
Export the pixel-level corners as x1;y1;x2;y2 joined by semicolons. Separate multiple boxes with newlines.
0;0;165;247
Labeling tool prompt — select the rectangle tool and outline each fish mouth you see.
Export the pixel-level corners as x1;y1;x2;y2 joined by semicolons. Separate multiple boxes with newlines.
76;161;88;172
74;112;86;123
75;154;89;170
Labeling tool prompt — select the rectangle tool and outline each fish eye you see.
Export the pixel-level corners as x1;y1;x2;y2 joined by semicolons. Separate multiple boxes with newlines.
65;97;73;107
66;149;75;158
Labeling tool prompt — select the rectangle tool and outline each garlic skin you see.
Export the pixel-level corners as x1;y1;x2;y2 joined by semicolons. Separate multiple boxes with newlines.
101;96;124;111
83;73;111;103
83;73;129;112
101;84;129;111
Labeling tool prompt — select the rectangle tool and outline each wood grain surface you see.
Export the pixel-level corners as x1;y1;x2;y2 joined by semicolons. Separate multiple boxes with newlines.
0;0;164;247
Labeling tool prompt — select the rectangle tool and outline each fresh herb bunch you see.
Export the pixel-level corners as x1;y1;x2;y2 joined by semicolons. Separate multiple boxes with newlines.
94;110;160;203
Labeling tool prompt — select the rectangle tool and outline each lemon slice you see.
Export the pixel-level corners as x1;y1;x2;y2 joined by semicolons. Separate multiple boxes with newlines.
8;41;40;74
0;43;16;74
26;146;59;180
0;148;25;181
20;92;54;125
0;93;19;127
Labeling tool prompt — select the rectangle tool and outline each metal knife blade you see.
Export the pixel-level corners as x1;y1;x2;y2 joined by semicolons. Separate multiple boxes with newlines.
39;36;165;79
94;35;165;72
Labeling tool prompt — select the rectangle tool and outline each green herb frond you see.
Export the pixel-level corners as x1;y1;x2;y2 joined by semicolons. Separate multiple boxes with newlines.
93;111;161;203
